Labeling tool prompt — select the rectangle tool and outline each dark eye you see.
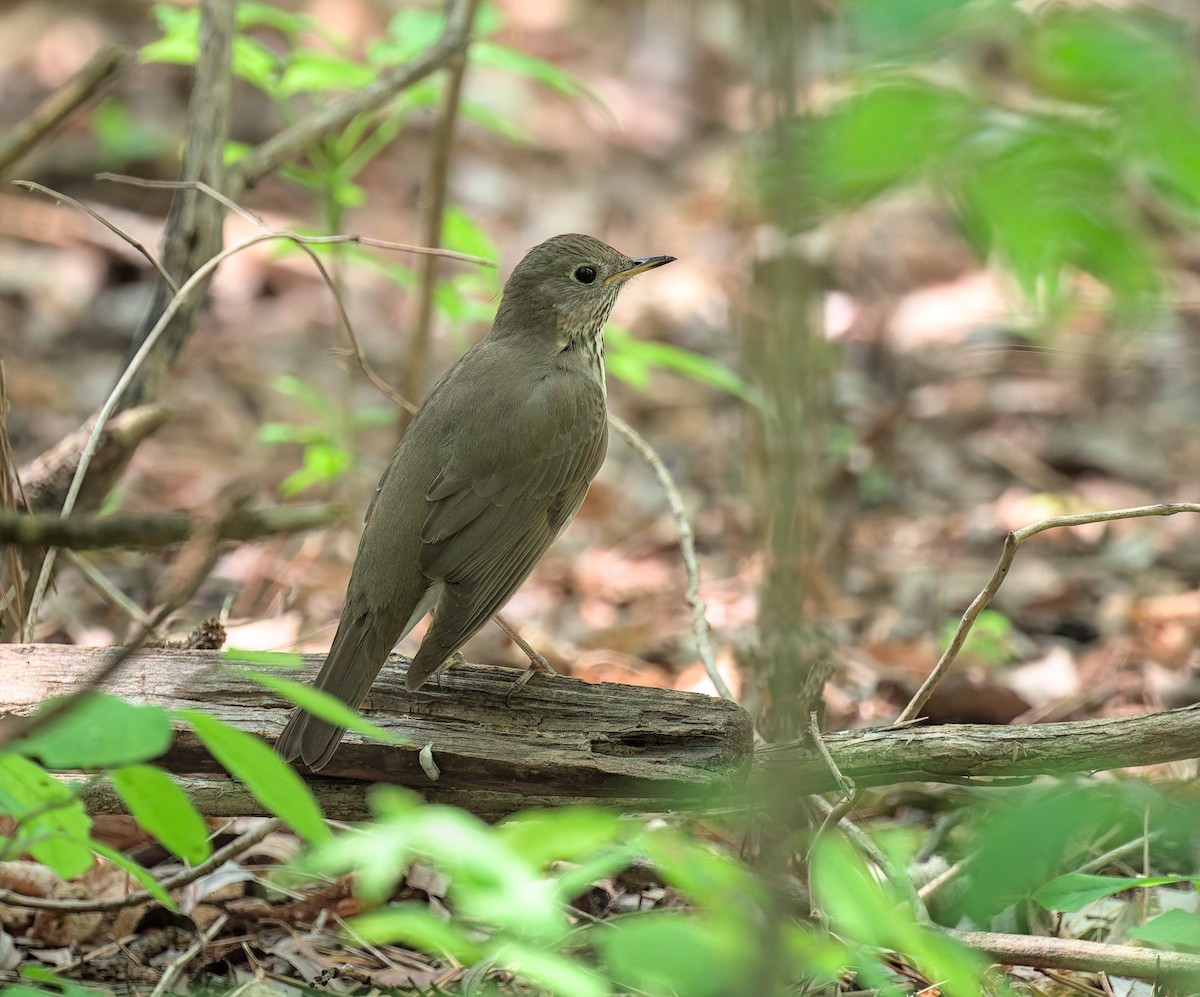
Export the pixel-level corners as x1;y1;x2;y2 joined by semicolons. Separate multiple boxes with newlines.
573;265;597;284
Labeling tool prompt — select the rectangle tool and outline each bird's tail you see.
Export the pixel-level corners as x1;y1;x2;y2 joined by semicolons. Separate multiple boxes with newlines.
274;611;393;771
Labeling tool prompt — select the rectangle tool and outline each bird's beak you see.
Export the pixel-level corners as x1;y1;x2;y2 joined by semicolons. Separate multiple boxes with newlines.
603;254;676;286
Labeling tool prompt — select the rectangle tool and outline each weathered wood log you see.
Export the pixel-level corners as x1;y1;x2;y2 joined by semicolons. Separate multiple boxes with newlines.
4;644;754;820
7;645;1200;821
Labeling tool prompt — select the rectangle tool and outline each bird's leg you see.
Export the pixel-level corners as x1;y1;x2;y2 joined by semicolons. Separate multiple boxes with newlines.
431;650;466;691
495;613;556;705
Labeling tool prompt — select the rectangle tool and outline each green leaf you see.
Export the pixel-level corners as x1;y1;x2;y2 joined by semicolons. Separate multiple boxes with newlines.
222;648;305;669
492;939;608;997
231;36;283;92
373;8;447;64
472;42;610;120
959;120;1158;303
850;0;975;56
109;765;211;865
1034;871;1196;912
441;205;498;261
177;711;330;844
8;694;173;769
1032;10;1185;102
813;79;976;205
497;808;623;868
237;1;314;37
349;903;482;961
596;912;747;997
235;670;406;744
89;838;178;911
460;99;529;144
810;833;898;945
0;754;93;879
1127;908;1200;949
271;373;338;420
606;326;757;405
278;51;375;95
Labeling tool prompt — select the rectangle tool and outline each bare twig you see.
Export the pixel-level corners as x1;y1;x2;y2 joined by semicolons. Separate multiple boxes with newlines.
64;550;161;632
0;47;129;174
149;913;228;997
0;503;340;550
6;490;266;747
97;174;492;413
93;176;495;266
0;818;282;914
403;0;481;415
608;413;734;702
895;503;1200;725
0;361;28;631
944;927;1200;983
12;181;177;291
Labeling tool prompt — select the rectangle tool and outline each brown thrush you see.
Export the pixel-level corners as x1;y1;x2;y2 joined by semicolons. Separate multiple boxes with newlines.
275;233;675;770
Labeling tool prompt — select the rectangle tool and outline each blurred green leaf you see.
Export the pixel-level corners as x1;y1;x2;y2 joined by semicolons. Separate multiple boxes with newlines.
178;710;330;844
494;940;609;997
0;754;93;879
959;120;1157;303
442;204;499;261
596;913;748;997
850;0;975;56
223;647;305;669
8;694;172;769
372;8;447;64
813;79;976;205
1127;909;1200;949
473;42;609;119
236;669;406;744
278;51;375;96
348;903;483;961
1031;10;1184;102
606;325;757;405
110;765;211;865
92;98;167;163
497;808;623;868
1035;871;1198;912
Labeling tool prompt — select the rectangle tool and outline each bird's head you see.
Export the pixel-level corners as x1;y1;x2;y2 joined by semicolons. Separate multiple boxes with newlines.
491;233;675;357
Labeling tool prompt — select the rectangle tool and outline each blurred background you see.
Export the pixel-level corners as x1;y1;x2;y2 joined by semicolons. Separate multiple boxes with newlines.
5;0;1200;736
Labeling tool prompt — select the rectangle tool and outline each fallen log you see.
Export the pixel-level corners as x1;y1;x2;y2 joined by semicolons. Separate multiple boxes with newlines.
6;645;1199;822
4;644;754;820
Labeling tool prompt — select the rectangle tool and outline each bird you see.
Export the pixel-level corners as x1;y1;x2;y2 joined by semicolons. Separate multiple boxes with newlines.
275;233;675;770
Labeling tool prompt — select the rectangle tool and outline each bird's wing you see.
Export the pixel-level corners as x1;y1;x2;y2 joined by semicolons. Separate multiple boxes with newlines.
413;388;607;649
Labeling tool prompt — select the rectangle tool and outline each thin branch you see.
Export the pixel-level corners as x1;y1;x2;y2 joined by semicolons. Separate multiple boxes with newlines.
895;503;1200;725
0;47;129;174
608;413;734;702
12;181;177;291
0;819;281;914
94;176;495;265
149;913;227;997
64;550;161;632
227;0;475;193
0;361;28;631
403;0;480;414
0;503;341;550
945;928;1200;983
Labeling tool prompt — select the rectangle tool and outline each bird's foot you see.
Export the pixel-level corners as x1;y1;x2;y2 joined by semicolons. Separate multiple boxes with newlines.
433;650;466;692
505;652;557;707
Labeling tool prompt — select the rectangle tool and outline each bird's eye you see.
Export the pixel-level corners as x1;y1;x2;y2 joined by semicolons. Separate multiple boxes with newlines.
573;265;598;284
